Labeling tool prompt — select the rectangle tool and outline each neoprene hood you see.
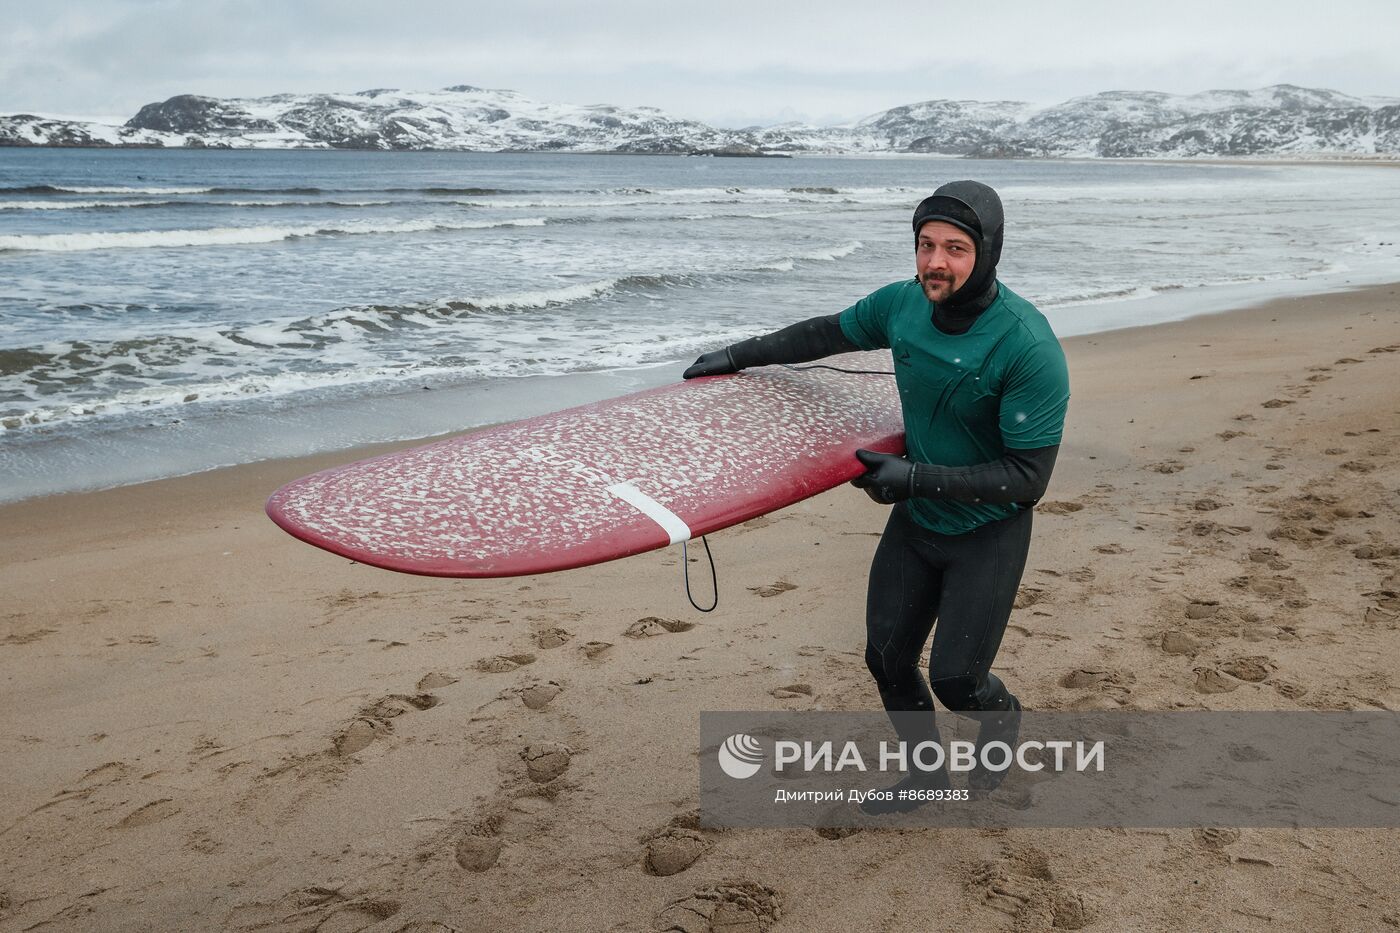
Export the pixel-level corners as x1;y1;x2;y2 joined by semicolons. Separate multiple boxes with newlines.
912;180;1004;313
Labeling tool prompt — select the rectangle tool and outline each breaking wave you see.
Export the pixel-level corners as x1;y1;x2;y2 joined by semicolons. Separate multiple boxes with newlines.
0;199;396;211
0;184;214;195
0;217;548;252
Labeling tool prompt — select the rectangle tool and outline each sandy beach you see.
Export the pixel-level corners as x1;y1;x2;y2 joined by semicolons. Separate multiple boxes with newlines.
2;284;1398;932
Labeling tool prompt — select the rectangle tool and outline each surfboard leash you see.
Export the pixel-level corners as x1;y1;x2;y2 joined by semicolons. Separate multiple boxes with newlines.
681;535;718;612
676;363;888;614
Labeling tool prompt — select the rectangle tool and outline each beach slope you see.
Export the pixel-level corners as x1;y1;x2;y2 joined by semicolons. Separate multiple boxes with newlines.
2;285;1398;931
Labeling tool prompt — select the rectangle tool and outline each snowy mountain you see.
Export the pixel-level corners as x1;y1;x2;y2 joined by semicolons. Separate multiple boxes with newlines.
0;85;766;155
997;86;1400;158
3;83;1398;158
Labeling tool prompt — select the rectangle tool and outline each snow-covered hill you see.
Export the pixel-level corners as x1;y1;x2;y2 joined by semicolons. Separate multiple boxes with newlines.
3;83;1398;158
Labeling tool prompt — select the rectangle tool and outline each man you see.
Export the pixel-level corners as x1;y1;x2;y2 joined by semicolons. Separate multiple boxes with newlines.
684;181;1069;812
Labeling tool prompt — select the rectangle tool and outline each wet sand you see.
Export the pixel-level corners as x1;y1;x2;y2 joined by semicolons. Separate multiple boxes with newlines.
2;284;1398;931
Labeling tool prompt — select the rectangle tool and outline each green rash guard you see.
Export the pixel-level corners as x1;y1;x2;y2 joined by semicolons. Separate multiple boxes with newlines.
838;278;1070;535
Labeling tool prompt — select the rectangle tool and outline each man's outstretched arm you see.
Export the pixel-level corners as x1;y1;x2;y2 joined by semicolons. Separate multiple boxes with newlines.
683;313;858;378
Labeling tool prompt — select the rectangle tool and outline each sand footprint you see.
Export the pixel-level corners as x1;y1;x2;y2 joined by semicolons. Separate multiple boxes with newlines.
416;672;458;690
520;742;572;783
654;879;782;933
970;861;1037;918
748;581;797;598
643;813;715;876
534;627;573;649
1192;668;1241;694
334;693;440;756
515;681;564;710
1227;573;1310;608
476;653;537;673
1187;599;1221;620
624;617;695;638
306;897;401;932
1059;668;1134;691
964;844;1091;930
1014;585;1049;609
1194;826;1241;851
579;640;613;660
227;886;400;931
451;764;576;876
1363;589;1400;613
1159;631;1200;657
1246;547;1292;570
1364;605;1399;630
115;798;181;829
1217;656;1275;683
0;628;56;645
454;812;506;873
1038;500;1085;515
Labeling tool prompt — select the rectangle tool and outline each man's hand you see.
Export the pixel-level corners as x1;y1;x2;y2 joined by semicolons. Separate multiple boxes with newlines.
683;347;739;379
850;449;915;504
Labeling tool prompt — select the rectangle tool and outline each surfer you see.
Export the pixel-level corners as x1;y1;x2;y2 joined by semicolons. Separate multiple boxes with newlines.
684;181;1069;812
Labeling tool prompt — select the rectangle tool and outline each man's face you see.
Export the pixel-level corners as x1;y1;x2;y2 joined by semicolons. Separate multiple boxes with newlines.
915;220;977;303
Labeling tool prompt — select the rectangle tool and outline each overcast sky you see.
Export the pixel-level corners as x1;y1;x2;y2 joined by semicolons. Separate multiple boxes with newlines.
4;0;1399;127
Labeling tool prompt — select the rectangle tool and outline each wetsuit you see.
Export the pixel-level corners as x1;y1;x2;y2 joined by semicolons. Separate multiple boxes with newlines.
684;181;1070;803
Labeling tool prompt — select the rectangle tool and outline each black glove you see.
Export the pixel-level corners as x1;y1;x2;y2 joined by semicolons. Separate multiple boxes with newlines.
850;448;915;505
683;347;739;379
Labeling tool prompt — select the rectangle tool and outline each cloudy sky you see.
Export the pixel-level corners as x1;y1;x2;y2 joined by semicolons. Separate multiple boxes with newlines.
3;0;1398;127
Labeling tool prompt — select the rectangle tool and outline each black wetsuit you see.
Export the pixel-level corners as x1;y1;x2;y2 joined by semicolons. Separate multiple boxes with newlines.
718;305;1057;725
684;181;1068;804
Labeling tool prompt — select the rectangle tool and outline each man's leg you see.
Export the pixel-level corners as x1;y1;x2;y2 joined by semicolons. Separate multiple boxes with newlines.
924;508;1034;791
860;504;951;814
864;503;943;724
924;507;1032;712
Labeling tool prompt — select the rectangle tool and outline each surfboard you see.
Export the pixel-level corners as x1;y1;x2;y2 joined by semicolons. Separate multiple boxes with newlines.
265;352;903;577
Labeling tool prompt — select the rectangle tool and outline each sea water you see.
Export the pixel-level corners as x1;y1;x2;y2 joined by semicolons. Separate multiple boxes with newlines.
3;149;1399;501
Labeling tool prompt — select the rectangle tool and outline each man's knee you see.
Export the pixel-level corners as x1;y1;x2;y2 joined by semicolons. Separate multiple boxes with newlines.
929;674;980;711
864;642;884;682
869;640;933;694
865;641;906;686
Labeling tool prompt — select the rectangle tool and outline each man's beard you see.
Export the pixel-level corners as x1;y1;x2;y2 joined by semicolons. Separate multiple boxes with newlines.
919;272;956;302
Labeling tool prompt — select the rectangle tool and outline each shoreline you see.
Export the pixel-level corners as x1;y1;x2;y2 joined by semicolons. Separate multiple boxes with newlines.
5;270;1399;507
0;280;1349;505
2;281;1398;930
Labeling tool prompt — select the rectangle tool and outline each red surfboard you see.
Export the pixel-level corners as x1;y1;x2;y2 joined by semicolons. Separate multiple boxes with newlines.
265;352;904;577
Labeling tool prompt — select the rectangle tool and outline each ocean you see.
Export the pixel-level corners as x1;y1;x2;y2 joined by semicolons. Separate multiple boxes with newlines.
3;148;1400;502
